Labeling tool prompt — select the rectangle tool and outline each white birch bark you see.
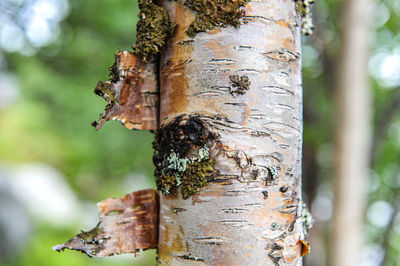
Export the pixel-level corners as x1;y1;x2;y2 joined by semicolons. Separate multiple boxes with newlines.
157;0;304;265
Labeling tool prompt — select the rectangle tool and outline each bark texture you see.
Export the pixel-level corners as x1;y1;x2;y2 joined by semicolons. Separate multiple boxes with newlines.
332;0;373;265
157;0;304;264
53;189;159;257
93;51;159;131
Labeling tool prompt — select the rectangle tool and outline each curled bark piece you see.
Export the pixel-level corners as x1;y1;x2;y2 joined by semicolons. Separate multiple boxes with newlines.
93;50;159;131
52;189;159;257
300;239;310;256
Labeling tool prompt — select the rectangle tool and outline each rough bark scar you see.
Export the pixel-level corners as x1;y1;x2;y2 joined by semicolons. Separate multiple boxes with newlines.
263;48;300;63
92;51;159;131
268;242;283;265
229;74;251;97
52;189;159;257
153;114;217;198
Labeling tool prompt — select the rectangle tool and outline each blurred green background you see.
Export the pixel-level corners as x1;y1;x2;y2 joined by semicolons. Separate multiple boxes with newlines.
0;0;399;265
0;0;156;265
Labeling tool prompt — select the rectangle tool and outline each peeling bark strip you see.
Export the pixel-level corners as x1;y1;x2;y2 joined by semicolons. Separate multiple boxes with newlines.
93;0;178;130
92;51;159;130
52;189;159;257
157;0;305;264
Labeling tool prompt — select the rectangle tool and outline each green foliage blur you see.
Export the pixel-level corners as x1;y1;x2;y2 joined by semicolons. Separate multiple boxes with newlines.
1;0;155;196
302;0;400;265
0;0;156;265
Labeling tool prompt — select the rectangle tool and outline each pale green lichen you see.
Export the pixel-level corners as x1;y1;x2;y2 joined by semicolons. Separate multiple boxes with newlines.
167;152;191;172
197;145;210;161
156;145;215;199
175;173;182;186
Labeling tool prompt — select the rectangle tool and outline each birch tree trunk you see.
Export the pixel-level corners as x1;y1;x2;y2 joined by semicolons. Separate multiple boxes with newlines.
155;0;305;264
331;0;373;265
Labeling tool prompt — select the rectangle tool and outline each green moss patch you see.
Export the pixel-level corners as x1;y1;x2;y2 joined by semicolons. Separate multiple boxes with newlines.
78;225;102;245
180;158;215;199
173;0;249;37
133;0;176;61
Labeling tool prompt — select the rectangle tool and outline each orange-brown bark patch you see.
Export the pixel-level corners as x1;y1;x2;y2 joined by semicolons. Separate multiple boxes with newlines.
160;4;193;118
93;51;158;130
53;189;159;257
300;239;310;256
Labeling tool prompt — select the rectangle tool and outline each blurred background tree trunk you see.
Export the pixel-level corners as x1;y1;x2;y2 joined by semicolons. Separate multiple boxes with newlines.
331;0;374;265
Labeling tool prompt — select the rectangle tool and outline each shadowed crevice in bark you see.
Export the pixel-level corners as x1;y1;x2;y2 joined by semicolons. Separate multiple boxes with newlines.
153;114;217;199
